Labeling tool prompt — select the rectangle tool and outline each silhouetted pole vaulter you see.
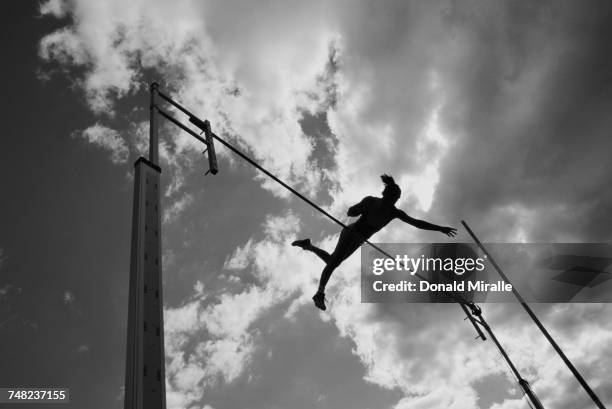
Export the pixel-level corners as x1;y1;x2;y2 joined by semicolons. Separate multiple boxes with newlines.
292;175;457;310
462;221;607;409
124;83;219;409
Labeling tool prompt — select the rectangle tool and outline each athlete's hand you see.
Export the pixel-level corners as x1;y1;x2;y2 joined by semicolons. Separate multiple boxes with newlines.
440;226;457;237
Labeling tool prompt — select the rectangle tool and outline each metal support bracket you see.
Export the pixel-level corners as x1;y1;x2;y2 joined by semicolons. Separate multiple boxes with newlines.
152;88;219;175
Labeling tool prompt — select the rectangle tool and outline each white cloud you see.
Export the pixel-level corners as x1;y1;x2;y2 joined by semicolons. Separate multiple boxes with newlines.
38;0;68;18
163;193;194;224
163;211;315;409
74;124;129;164
76;344;90;354
38;0;338;199
63;290;75;305
37;0;612;237
168;216;612;409
193;280;205;297
37;0;455;227
223;240;252;270
164;207;505;408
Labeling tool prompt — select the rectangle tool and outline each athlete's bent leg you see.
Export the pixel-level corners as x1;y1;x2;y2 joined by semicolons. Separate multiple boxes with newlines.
316;229;363;294
306;243;332;264
317;257;341;294
292;239;332;263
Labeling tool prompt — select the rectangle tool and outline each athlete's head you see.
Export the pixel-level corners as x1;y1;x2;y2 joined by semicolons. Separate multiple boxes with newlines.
381;174;401;204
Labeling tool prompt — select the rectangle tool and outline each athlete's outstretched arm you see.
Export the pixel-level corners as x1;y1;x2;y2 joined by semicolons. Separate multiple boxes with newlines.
396;210;457;237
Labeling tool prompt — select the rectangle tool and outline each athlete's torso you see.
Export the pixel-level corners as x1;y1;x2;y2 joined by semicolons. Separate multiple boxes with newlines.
352;197;398;237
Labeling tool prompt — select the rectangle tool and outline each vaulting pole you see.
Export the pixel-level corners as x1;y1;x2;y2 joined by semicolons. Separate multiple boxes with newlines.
468;305;545;409
461;220;606;409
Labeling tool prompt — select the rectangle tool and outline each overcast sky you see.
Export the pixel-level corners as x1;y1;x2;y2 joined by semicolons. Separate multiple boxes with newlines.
1;1;611;409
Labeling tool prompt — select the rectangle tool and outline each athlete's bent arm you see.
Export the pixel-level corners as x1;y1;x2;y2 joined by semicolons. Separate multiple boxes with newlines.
396;210;457;237
347;196;373;217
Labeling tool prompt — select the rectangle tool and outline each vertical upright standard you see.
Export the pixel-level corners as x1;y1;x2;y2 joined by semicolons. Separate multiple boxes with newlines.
124;82;219;409
124;83;167;409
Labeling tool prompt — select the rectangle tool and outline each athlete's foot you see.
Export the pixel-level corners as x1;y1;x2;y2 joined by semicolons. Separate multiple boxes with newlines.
312;291;326;311
291;238;311;250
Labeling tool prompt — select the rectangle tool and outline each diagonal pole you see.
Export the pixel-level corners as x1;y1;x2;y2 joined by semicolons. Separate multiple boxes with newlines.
467;304;545;409
205;126;476;307
461;220;607;409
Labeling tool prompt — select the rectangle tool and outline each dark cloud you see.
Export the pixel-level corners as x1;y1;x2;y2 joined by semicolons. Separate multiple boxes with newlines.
431;0;612;242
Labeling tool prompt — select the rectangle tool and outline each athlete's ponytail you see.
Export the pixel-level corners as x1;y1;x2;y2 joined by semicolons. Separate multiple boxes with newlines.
381;174;401;200
381;174;396;187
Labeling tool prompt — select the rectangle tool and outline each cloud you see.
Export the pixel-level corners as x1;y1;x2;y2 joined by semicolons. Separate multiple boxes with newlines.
73;124;129;164
38;0;68;19
223;239;253;271
167;208;492;407
163;211;314;409
427;1;612;243
63;290;75;305
76;344;90;354
37;0;612;238
38;0;338;200
166;214;612;409
62;290;83;317
163;193;194;224
485;304;612;409
0;284;22;299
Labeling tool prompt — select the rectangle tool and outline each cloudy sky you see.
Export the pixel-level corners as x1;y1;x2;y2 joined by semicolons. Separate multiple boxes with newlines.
1;1;611;408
